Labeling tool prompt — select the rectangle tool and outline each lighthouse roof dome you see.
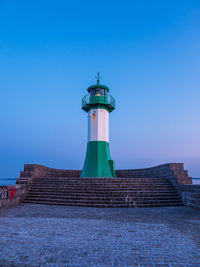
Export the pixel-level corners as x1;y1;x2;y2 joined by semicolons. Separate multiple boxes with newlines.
87;81;110;93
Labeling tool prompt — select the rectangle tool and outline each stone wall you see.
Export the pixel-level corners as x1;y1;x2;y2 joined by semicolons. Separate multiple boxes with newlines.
180;185;200;209
18;163;192;185
0;185;27;209
116;163;192;185
18;164;81;181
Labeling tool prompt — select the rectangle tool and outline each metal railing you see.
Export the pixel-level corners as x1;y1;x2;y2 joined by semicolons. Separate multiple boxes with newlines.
82;94;115;109
192;178;200;185
82;94;90;108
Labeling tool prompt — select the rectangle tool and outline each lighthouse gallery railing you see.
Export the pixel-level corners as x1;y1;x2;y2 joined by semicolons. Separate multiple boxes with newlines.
82;94;115;110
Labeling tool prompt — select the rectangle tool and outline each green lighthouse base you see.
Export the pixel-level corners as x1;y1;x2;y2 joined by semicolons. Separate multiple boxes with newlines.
81;141;116;177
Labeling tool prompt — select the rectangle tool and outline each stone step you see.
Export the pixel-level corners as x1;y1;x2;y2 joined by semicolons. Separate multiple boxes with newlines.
25;176;182;208
25;195;181;203
27;191;179;197
32;177;171;181
29;189;176;195
31;182;174;186
116;175;166;178
26;196;181;202
23;200;183;208
33;178;170;183
33;176;170;180
32;182;172;187
29;187;178;192
29;187;177;193
30;186;175;191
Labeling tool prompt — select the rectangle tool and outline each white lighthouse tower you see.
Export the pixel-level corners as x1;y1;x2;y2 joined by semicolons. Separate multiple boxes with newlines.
81;74;116;177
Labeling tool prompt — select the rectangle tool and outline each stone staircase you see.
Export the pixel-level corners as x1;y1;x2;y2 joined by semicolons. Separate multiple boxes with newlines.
23;177;183;207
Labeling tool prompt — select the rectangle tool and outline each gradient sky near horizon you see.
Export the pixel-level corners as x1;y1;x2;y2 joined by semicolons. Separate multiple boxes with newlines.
0;0;200;178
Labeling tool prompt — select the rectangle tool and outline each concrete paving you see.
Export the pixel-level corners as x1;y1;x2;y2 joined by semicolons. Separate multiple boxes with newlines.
0;204;200;266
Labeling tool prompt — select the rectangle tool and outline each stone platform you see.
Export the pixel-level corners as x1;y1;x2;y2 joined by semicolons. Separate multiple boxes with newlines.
0;204;200;266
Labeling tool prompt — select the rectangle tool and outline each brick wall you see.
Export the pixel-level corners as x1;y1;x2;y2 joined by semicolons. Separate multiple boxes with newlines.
18;163;192;185
0;185;27;209
18;164;81;180
116;163;192;185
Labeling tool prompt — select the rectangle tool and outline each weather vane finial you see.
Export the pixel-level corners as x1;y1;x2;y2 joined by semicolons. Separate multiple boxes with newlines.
96;72;101;84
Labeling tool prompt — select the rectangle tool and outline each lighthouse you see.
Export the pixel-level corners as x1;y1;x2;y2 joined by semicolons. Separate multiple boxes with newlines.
81;74;116;177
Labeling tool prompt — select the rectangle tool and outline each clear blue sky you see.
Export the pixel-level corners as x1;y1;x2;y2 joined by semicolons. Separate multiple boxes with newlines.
0;0;200;178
